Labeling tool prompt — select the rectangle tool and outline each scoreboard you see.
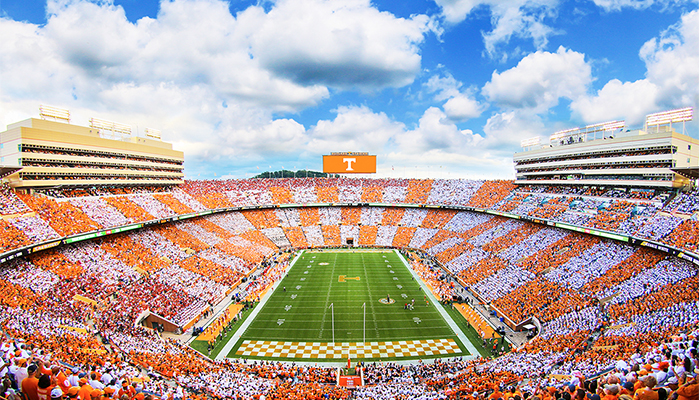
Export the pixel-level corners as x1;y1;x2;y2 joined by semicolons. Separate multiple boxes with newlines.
323;152;376;174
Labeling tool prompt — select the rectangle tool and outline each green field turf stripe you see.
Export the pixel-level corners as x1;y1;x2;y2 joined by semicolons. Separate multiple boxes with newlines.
395;249;479;357
317;252;337;340
214;251;303;360
361;252;380;339
225;249;475;361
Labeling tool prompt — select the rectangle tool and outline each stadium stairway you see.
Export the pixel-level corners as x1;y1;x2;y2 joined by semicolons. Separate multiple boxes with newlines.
460;290;530;348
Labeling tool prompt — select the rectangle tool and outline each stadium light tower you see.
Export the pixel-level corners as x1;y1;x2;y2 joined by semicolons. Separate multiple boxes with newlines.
89;117;132;140
145;128;161;140
645;107;693;134
39;105;71;123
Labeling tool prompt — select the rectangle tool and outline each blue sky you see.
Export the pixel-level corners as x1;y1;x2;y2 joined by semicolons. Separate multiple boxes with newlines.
0;0;697;179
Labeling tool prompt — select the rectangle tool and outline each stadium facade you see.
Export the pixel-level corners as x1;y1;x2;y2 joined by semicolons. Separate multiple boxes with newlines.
514;126;698;189
0;117;184;190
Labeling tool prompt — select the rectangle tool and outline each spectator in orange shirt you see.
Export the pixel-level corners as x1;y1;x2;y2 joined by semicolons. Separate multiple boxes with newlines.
36;374;56;400
489;384;504;400
51;366;71;394
78;378;94;400
633;376;658;400
675;374;698;400
21;364;40;400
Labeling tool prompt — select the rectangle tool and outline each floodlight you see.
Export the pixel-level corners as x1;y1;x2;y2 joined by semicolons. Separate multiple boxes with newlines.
585;120;625;132
145;128;162;140
646;107;693;127
39;105;70;123
550;127;578;141
520;137;541;148
89;118;132;136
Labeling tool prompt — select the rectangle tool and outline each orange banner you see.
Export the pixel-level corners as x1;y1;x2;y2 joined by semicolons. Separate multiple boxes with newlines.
323;155;376;174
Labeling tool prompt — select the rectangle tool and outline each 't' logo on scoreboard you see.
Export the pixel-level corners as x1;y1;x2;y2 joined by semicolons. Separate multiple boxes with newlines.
323;153;376;174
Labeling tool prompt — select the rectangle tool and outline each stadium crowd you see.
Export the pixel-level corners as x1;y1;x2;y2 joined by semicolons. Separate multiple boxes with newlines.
0;178;696;399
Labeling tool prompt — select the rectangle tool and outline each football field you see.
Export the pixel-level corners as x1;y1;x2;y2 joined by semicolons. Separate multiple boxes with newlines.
226;249;469;361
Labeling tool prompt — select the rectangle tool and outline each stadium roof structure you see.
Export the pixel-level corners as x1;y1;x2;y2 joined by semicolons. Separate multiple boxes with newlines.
0;166;22;180
671;166;699;180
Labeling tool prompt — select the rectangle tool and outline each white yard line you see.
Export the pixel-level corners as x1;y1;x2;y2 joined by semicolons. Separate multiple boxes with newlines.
216;251;303;361
219;249;479;363
395;249;479;358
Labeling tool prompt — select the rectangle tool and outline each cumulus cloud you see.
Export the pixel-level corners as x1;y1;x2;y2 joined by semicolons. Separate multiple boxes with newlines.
590;0;690;12
443;94;483;121
246;0;430;90
305;105;405;154
640;9;698;110
394;107;484;154
483;110;546;148
425;73;483;121
571;10;698;125
482;46;591;113
0;0;435;171
570;80;659;125
433;0;560;60
590;0;653;11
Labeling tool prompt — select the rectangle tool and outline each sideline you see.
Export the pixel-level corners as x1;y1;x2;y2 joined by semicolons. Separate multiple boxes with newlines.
396;249;479;359
215;251;304;360
218;249;479;365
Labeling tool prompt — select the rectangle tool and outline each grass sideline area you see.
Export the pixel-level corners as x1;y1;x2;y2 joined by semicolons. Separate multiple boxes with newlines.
226;250;470;361
190;307;256;359
441;304;510;359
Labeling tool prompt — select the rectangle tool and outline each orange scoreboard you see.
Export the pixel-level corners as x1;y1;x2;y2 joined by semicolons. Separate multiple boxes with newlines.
323;152;376;174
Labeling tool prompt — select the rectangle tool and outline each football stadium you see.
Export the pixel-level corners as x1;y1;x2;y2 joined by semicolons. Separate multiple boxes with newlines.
0;107;697;400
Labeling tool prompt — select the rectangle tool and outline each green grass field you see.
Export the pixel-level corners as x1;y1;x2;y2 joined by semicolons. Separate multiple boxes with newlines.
227;250;468;360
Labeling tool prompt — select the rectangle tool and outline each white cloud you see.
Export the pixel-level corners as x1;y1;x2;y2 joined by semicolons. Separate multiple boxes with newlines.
0;0;435;171
301;104;504;177
589;0;688;12
483;110;546;148
44;0;143;74
378;107;514;179
432;0;690;61
425;73;463;101
589;0;653;11
425;73;484;121
640;9;698;111
220;119;308;155
395;107;484;154
433;0;560;60
305;105;405;154
381;149;513;179
433;0;484;24
443;94;483;121
570;79;659;125
571;10;698;125
482;46;591;113
245;0;430;90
